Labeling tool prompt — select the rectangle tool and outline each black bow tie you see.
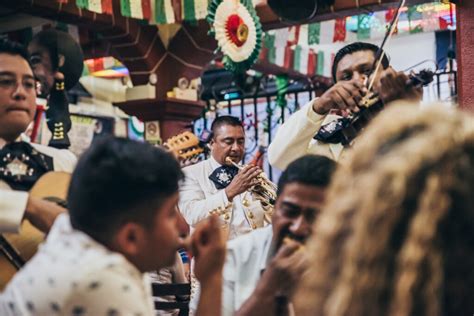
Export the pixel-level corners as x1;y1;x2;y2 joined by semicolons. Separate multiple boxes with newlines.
0;142;54;191
209;165;239;190
313;117;351;144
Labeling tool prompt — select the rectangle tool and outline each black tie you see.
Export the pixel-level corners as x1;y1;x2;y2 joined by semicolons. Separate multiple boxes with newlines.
0;142;54;191
313;117;350;144
208;165;239;189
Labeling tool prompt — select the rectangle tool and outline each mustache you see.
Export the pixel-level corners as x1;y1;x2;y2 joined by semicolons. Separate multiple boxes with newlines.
280;231;306;244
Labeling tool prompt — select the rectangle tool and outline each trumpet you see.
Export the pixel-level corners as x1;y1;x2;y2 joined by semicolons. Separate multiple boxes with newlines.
225;157;277;208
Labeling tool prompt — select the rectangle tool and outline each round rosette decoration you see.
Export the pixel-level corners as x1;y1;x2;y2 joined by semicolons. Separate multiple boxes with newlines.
207;0;262;73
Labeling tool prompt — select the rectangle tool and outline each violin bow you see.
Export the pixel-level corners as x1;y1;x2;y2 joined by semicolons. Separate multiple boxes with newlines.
367;0;406;92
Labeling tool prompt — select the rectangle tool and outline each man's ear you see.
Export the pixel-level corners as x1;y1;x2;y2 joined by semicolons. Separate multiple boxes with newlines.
114;222;146;257
208;137;216;149
58;54;65;68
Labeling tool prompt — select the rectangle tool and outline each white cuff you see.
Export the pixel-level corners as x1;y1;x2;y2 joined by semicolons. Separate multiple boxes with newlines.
306;99;325;125
0;190;28;233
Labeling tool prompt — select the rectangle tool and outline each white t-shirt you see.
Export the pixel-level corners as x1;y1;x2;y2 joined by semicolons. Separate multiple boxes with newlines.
222;225;274;316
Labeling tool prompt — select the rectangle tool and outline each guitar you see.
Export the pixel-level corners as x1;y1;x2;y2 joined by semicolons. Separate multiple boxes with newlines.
0;172;71;290
163;131;205;167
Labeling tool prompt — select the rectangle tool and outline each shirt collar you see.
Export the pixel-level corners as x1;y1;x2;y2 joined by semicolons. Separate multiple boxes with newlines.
260;226;276;272
209;155;222;169
0;135;28;149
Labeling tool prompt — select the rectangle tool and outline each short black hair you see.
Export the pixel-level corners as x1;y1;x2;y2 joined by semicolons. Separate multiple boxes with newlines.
0;39;31;66
210;115;243;138
332;42;390;82
68;137;184;245
277;155;337;196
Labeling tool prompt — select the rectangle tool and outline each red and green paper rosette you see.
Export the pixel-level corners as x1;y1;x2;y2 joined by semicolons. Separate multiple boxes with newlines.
207;0;262;73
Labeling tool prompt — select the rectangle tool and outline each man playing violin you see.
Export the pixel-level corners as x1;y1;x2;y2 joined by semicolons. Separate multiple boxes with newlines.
268;42;422;168
221;154;337;316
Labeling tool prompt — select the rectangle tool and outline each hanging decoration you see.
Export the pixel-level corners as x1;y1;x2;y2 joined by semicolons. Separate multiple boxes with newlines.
207;0;262;73
258;2;456;78
83;57;129;78
76;0;113;14
120;0;152;20
275;75;288;113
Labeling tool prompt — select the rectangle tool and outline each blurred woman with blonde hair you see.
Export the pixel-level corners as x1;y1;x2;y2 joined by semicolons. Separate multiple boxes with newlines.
296;103;474;316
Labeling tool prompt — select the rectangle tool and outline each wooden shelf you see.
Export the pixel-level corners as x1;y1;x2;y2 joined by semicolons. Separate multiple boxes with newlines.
113;97;205;122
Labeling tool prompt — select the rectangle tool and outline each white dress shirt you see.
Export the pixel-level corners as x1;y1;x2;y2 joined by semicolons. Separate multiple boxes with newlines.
268;100;347;171
222;225;274;316
0;214;155;316
0;138;77;233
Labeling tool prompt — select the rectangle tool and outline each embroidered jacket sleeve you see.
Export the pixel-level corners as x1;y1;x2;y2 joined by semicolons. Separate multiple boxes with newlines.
178;166;231;227
268;100;325;170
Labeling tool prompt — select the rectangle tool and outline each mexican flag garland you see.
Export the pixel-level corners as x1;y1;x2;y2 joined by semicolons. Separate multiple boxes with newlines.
207;0;262;73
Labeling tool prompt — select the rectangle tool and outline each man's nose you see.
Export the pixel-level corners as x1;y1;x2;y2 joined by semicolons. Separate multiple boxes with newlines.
12;83;27;100
289;216;311;238
352;72;366;83
230;141;240;151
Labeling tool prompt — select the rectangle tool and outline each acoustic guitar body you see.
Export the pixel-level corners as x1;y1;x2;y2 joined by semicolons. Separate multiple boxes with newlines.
0;172;71;290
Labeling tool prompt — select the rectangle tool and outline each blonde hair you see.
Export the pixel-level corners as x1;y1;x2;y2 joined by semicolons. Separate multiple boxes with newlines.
295;103;474;316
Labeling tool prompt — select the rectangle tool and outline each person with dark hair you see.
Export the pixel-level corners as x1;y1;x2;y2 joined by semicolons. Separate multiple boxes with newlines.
1;137;227;316
268;42;422;168
295;103;474;316
0;39;76;237
179;115;271;312
28;29;84;149
221;155;337;316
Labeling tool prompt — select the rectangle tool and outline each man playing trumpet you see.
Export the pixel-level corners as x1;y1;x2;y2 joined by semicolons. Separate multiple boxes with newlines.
179;116;272;312
179;115;272;239
221;155;337;316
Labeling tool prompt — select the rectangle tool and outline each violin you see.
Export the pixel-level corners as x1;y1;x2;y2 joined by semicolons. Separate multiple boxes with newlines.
334;69;434;146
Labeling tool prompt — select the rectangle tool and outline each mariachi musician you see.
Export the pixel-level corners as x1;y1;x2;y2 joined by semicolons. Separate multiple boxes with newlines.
28;29;84;149
268;41;423;168
178;115;273;312
0;39;77;289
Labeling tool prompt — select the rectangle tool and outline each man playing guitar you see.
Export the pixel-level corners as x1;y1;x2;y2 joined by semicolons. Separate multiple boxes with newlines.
0;39;76;288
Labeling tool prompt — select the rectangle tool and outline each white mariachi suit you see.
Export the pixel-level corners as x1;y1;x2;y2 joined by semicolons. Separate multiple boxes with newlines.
0;138;77;233
178;156;271;312
268;100;349;171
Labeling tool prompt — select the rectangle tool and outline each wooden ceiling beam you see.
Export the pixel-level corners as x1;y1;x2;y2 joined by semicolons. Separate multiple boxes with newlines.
257;0;434;30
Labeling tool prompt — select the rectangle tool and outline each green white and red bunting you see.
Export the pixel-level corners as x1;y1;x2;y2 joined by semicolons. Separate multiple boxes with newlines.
120;0;152;19
207;0;262;73
183;0;210;22
75;0;113;14
155;0;176;24
259;3;455;77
